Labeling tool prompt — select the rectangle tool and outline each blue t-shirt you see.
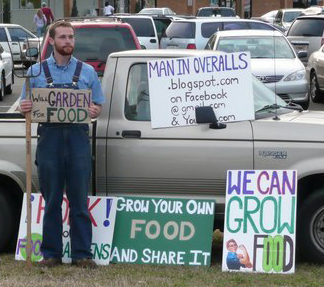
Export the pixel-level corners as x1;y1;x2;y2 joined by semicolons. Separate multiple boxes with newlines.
20;54;105;105
226;252;245;270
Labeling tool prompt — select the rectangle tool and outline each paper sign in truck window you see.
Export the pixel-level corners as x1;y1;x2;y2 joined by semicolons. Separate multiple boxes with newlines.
147;53;254;129
30;88;92;123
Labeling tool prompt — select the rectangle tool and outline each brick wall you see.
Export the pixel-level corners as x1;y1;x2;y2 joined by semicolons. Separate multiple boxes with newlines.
129;0;296;17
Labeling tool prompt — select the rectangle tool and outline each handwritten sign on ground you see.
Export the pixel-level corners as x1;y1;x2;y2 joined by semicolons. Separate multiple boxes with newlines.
15;194;117;265
30;88;92;123
110;197;215;266
147;53;254;129
222;170;297;273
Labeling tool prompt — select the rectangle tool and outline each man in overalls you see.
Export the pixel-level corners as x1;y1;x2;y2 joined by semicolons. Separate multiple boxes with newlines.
20;21;105;268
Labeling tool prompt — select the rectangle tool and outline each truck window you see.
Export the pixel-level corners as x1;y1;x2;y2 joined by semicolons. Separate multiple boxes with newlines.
125;63;151;121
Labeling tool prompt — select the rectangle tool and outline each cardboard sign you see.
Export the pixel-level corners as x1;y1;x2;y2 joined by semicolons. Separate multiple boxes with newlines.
147;53;254;129
30;88;92;123
110;196;215;266
222;170;297;273
15;194;117;265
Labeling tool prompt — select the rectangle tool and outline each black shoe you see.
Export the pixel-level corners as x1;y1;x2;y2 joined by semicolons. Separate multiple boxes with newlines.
39;258;62;268
72;258;97;269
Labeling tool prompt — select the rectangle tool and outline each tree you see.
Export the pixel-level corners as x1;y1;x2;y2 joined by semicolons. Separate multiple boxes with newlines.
71;0;78;17
3;0;10;23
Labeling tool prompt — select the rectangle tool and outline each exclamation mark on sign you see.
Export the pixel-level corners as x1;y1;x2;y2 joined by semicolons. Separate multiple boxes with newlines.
103;198;112;227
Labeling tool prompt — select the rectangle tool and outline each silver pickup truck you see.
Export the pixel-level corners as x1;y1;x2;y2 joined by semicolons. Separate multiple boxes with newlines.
1;49;324;263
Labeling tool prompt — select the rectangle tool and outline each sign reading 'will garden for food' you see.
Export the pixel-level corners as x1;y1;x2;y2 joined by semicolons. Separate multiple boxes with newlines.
30;88;92;123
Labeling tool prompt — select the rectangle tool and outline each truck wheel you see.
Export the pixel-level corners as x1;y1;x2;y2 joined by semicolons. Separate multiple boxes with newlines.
0;191;15;252
298;190;324;263
310;72;324;103
5;83;12;95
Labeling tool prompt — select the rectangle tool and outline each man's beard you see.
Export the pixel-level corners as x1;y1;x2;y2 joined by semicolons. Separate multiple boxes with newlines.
54;43;74;56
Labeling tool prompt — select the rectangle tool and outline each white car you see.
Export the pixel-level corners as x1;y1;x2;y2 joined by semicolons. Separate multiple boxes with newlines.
138;7;176;15
0;23;37;64
260;10;278;24
0;44;13;101
205;29;309;109
114;15;159;49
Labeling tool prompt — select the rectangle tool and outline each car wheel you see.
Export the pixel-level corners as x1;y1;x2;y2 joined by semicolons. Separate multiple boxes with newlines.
310;72;324;103
0;190;15;252
0;75;4;101
5;82;12;95
299;96;310;110
298;190;324;263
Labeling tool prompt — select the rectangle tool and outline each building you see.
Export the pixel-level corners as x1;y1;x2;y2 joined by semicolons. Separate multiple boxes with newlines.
6;0;324;33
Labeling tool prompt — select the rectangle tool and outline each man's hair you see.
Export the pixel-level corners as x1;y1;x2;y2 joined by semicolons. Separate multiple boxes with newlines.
42;2;47;7
48;21;75;39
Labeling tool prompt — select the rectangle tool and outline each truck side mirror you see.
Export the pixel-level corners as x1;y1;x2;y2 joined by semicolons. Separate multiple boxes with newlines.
195;106;226;129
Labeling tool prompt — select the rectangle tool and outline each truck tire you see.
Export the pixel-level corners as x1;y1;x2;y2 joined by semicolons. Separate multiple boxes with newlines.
0;190;15;252
298;190;324;263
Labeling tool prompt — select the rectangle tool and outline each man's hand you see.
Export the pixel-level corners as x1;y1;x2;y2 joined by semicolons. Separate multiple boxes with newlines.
19;99;33;115
89;103;102;119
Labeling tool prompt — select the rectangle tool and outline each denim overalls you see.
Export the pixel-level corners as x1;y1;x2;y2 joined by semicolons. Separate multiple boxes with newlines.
37;60;92;260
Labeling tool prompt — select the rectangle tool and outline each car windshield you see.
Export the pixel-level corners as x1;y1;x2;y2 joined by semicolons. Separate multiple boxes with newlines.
164;22;195;38
287;18;324;36
122;18;155;37
217;36;295;58
283;11;302;22
45;27;137;62
125;63;290;121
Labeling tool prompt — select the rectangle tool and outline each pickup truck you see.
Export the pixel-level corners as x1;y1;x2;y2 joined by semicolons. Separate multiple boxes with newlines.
1;49;324;264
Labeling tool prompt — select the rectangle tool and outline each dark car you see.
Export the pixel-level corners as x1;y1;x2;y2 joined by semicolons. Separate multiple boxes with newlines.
196;7;237;17
40;18;141;77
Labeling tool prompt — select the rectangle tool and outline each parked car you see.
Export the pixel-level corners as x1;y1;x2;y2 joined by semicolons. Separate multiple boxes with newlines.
196;6;237;17
40;18;141;77
0;43;13;101
306;44;324;103
0;24;37;64
205;29;309;109
160;18;281;50
138;7;176;15
274;9;304;31
287;15;324;65
260;10;278;24
113;15;159;49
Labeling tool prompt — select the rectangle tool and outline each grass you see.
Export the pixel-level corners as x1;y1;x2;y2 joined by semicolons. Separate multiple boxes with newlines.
1;240;324;287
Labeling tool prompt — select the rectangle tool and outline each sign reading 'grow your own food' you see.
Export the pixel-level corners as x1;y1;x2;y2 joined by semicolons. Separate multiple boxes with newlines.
30;88;92;123
148;53;254;129
222;170;297;274
111;197;215;266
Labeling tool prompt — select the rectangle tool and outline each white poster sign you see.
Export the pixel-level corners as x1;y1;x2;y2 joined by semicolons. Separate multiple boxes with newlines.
15;194;117;265
147;53;254;129
222;170;297;273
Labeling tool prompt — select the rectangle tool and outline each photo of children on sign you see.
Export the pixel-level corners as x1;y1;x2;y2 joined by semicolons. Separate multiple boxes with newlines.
15;194;117;265
222;170;297;274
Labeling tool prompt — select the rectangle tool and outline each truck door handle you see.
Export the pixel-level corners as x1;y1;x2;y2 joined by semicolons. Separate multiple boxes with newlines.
150;39;157;43
122;130;141;138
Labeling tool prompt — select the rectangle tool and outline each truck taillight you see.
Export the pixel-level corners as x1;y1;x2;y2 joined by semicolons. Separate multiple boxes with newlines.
321;37;324;46
187;44;196;49
23;43;27;50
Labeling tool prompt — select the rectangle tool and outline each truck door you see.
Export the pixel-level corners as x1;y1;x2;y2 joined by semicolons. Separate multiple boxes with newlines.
104;58;254;217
